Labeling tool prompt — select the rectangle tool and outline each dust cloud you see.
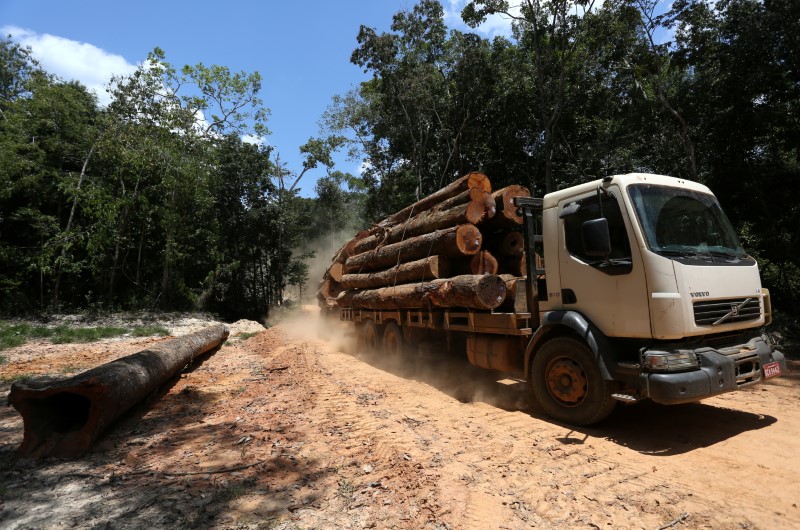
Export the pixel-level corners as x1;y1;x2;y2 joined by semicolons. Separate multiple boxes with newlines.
284;230;529;411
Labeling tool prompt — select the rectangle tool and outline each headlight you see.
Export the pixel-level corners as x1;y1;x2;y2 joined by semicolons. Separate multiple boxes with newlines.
642;349;699;372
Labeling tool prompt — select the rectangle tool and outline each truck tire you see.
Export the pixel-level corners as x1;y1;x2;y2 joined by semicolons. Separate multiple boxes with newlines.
383;322;404;358
358;319;381;354
530;336;616;425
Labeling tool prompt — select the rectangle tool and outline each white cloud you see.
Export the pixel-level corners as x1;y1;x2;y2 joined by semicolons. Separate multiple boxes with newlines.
444;0;519;39
242;134;266;146
2;25;136;106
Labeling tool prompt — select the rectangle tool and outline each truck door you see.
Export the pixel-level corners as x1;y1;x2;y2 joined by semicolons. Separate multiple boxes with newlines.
557;188;651;338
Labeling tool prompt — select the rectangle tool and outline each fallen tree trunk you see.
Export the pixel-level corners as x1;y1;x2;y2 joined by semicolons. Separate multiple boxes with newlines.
344;224;482;274
339;255;451;290
339;274;507;310
8;324;230;458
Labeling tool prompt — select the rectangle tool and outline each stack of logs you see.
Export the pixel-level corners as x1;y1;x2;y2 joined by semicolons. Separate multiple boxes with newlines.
317;172;531;312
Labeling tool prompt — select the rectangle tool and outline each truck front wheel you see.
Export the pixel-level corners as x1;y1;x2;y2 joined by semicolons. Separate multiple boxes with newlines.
530;336;616;425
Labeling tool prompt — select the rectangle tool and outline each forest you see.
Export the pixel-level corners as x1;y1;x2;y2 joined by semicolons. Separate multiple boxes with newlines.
0;0;797;329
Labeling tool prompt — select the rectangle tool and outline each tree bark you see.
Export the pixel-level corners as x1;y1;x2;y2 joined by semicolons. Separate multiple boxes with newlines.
340;255;451;290
8;325;229;458
339;274;506;310
344;224;482;274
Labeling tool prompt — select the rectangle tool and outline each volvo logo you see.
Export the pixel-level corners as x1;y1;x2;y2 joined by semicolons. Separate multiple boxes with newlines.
690;291;710;298
713;298;752;325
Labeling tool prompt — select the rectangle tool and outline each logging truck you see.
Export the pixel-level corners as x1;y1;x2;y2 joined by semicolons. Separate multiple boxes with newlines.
318;172;786;425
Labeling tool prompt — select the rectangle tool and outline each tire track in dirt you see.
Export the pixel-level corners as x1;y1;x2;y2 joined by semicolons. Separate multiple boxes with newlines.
284;326;788;529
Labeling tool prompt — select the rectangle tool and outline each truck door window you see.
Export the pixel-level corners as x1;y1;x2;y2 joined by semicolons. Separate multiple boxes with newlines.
564;193;633;275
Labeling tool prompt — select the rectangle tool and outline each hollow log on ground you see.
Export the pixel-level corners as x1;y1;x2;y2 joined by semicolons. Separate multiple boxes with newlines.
344;224;482;274
380;172;491;228
484;185;531;227
339;255;451;290
340;274;506;310
8;324;230;458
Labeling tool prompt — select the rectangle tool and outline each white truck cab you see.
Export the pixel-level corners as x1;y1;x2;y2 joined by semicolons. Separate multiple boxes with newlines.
520;173;785;423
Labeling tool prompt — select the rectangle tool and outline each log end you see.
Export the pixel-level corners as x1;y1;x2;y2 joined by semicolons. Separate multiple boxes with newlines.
455;224;483;256
470;250;499;275
476;274;507;309
466;171;492;193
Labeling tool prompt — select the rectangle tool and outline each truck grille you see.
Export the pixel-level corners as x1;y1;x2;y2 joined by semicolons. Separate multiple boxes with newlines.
694;297;761;326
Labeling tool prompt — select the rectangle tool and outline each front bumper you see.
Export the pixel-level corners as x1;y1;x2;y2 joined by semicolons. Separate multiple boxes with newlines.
639;336;786;405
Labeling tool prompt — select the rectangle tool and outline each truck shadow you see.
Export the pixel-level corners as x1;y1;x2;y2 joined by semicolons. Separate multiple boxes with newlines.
583;400;777;456
356;349;778;457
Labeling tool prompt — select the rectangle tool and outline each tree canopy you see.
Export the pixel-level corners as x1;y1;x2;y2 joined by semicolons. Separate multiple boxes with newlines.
1;0;798;320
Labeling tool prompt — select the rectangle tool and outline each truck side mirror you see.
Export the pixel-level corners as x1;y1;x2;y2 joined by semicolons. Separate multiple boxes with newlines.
582;218;611;257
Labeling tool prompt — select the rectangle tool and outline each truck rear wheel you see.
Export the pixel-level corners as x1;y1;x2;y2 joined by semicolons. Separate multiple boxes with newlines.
530;336;616;425
358;320;381;354
383;322;404;358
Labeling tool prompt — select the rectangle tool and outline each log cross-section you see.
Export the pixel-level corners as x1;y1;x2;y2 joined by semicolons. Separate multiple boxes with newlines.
8;324;230;458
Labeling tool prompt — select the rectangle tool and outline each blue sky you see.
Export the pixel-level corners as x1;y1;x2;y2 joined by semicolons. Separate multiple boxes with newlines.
1;0;519;197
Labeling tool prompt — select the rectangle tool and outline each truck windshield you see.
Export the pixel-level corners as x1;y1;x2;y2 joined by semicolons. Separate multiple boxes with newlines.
628;184;750;263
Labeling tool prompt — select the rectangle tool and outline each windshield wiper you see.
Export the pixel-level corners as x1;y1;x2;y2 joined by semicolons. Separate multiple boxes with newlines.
707;250;749;261
657;249;713;260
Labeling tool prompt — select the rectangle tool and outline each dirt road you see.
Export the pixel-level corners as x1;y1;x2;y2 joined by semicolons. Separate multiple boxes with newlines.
1;315;798;529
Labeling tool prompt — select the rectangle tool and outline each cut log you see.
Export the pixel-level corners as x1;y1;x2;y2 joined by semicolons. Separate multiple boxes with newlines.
499;253;527;277
469;250;499;275
484;185;530;227
8;324;230;458
344;224;482;274
339;255;451;290
497;274;522;311
318;278;343;300
436;186;495;217
340;274;506;310
457;250;499;275
328;262;344;283
353;199;489;255
485;230;524;257
380;172;491;228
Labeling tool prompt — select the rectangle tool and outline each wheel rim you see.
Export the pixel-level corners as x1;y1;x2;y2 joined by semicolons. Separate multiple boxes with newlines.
545;356;588;407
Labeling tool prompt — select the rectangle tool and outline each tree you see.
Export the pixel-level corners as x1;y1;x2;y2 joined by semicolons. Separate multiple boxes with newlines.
463;0;598;193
